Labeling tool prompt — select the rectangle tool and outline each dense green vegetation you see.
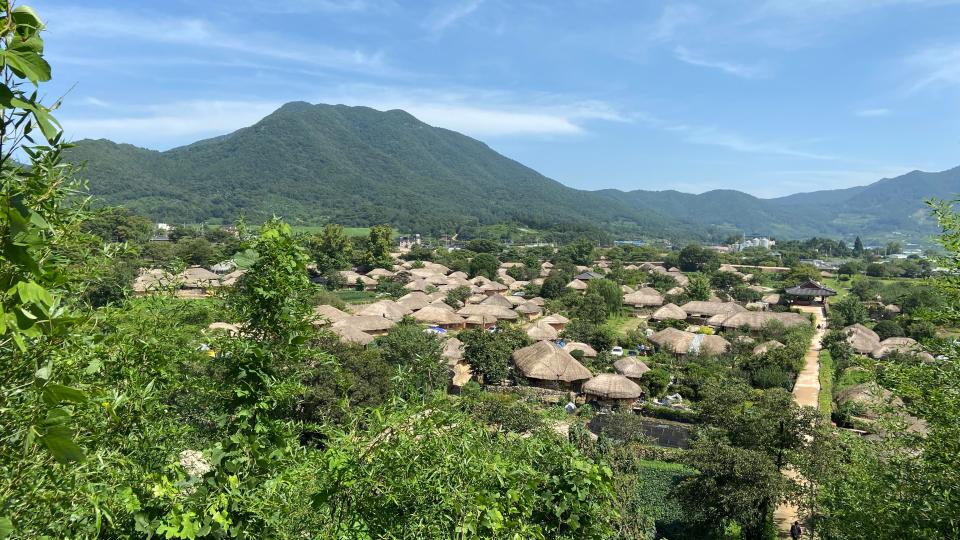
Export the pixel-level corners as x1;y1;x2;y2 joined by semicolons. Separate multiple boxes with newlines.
65;102;959;243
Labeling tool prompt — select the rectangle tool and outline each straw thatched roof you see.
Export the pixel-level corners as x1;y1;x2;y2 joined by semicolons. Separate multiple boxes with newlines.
529;296;546;306
356;300;412;321
448;271;468;280
397;291;431;311
526;320;559;340
614;357;650;378
465;314;499;326
680;301;746;318
220;269;245;286
366;268;395;278
132;268;175;293
621;285;636;294
650;327;730;355
871;337;922;359
504;295;526;306
498;272;516;285
540;313;570;325
582;373;642;399
451;362;473;387
413;305;466;326
207;322;240;335
753;340;785;355
313;304;350;325
652;303;687;321
666;286;685;296
511;341;592;382
563;341;598;358
566;279;588;291
457;304;519;320
404;278;432;292
623;287;664;307
179;266;221;288
330;325;374;346
835;382;901;419
481;294;514;309
332;315;396;333
442;337;464;365
667;271;689;286
884;304;901;314
515;301;542;315
711;311;810;331
843;323;881;354
481;281;509;293
509;280;529;291
761;294;781;305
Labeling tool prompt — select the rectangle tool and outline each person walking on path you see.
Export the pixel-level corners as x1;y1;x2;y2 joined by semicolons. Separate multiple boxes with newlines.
790;520;803;539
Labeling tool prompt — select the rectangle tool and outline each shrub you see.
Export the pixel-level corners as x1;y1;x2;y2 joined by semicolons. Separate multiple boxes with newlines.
873;320;905;340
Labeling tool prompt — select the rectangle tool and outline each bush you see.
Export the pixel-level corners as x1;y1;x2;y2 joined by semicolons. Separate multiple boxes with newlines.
907;320;937;341
640;404;699;423
589;412;653;443
468;393;545;433
873;320;905;340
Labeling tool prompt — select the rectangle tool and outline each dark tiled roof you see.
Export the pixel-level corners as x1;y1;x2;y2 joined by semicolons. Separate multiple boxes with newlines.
785;279;837;297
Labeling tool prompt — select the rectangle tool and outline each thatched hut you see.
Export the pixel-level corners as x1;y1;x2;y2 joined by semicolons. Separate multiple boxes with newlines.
413;305;466;330
582;373;642;407
312;305;350;326
366;268;395;279
871;337;924;359
563;341;598;358
650;327;730;356
464;314;498;329
397;291;431;311
843;324;881;354
752;340;785;355
481;294;514;309
480;281;509;295
526;320;559;341
540;313;570;332
132;268;175;295
331;315;396;336
680;301;746;319
220;269;245;287
621;285;636;294
623;287;664;309
515;301;542;319
613;357;650;383
330;325;374;346
442;337;464;366
566;279;588;292
356;300;412;321
667;271;689;287
178;266;221;290
404;278;432;292
511;341;592;390
458;304;519;321
711;311;810;331
652;303;687;321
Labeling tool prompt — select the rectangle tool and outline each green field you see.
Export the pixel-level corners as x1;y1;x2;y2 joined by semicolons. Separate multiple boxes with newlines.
818;349;834;417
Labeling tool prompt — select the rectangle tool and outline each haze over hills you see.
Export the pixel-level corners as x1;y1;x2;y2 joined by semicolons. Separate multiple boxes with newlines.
65;102;959;242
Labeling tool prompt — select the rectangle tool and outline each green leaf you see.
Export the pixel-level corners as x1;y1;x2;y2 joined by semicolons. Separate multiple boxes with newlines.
16;281;53;306
0;516;13;540
11;5;43;30
39;427;85;464
1;48;51;83
42;384;87;405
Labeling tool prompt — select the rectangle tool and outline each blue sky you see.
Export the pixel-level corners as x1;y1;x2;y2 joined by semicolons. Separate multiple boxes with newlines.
33;0;960;197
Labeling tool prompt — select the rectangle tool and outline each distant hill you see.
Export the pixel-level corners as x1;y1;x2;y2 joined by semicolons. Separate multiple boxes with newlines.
65;102;960;242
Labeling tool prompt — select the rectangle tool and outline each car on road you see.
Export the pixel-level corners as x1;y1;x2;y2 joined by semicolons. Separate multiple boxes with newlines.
610;346;624;357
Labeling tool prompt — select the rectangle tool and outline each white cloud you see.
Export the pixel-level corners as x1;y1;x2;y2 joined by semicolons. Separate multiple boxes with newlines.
674;46;767;78
424;0;485;33
42;6;396;77
905;43;960;92
60;100;282;143
80;97;110;108
650;4;703;42
670;125;835;160
855;108;891;117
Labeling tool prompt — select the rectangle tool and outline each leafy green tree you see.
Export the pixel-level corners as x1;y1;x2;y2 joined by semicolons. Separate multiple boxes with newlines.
362;224;394;270
829;295;868;327
586;278;622;316
444;284;471;308
465;238;502;253
785;264;820;284
873;319;904;340
468;252;499;279
305;223;353;274
837;260;863;277
81;207;154;244
376;317;447;395
709;270;742;292
686;274;711;301
678;244;718;273
173;236;218;266
576;293;608;325
558;236;596;265
853;236;864;256
865;262;887;277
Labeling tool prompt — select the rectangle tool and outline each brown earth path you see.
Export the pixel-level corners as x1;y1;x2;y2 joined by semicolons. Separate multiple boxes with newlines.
773;305;826;539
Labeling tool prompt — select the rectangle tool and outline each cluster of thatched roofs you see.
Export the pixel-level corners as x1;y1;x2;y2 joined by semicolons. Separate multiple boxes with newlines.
133;266;245;297
511;340;646;401
841;323;933;360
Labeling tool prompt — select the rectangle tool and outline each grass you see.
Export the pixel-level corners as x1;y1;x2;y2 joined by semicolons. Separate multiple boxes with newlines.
606;313;645;336
818;349;834;417
290;225;407;238
334;290;379;304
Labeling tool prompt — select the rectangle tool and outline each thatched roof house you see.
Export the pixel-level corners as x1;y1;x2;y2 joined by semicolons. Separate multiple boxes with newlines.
566;279;588;291
132;268;175;295
526;320;559;341
442;337;464;365
650;327;730;356
179;266;221;289
613;357;650;381
458;304;519;321
761;293;781;305
511;341;592;389
413;305;466;329
330;325;374;346
540;313;570;331
753;340;785;355
582;373;642;404
515;301;542;317
220;270;245;287
667;271;689;287
680;301;746;318
404;278;432;292
871;337;924;359
843;324;881;354
313;305;350;325
711;311;810;331
356;300;412;321
563;341;598;358
481;294;514;309
623;287;664;308
464;314;498;329
366;268;394;278
397;291;431;311
652;303;687;321
621;285;636;294
332;315;396;335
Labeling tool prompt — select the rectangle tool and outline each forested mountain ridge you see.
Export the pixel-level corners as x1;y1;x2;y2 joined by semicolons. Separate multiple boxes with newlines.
65;102;960;241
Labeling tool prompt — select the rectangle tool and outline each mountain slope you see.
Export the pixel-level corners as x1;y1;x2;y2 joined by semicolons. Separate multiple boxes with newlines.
65;102;960;241
67;102;695;238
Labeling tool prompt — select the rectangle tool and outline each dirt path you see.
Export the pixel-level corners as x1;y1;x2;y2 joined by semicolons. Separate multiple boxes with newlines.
773;305;825;538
